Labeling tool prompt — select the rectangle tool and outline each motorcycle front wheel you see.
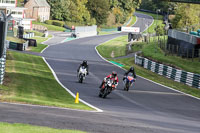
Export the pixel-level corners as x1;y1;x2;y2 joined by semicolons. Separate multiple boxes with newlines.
78;74;83;83
124;83;130;91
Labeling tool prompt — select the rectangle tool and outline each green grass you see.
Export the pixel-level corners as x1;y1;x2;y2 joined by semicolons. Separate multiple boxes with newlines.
0;122;86;133
97;36;200;98
24;30;44;37
32;21;66;31
96;35;128;58
6;37;26;44
0;51;92;110
136;11;164;33
98;31;114;35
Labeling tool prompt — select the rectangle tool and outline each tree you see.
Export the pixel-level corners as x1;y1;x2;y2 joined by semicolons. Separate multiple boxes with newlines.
72;0;94;25
47;0;71;21
171;3;200;31
87;0;110;25
109;0;141;24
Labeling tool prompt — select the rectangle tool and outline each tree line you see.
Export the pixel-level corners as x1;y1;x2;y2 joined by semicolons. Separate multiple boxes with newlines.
140;0;200;31
46;0;141;26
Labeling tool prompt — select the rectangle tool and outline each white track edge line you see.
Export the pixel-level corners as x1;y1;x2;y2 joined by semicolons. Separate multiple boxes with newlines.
42;57;103;112
95;40;200;101
135;12;154;32
131;13;138;27
41;35;55;45
0;101;100;113
41;45;49;53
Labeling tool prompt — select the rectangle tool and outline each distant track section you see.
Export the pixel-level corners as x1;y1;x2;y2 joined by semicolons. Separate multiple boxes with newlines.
163;0;200;4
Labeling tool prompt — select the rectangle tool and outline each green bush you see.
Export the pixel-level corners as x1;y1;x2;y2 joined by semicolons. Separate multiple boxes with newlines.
45;20;53;25
52;20;64;27
45;20;64;27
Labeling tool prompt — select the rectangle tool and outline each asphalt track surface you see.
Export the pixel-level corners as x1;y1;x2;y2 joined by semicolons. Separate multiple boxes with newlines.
0;13;200;133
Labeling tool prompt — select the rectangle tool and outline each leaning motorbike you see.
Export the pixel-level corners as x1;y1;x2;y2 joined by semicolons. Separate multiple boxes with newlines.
123;76;135;91
77;66;87;83
99;78;115;98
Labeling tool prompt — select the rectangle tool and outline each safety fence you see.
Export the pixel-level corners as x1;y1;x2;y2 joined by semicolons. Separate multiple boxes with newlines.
23;32;35;39
135;54;200;89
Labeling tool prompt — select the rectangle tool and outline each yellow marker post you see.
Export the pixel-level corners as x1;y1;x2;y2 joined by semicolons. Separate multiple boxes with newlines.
75;92;79;104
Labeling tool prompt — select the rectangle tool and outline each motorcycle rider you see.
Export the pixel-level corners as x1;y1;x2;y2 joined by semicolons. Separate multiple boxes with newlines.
123;67;136;81
99;71;119;91
77;60;89;75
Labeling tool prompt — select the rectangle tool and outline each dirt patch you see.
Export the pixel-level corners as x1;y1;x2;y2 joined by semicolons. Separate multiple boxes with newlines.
2;74;11;86
111;51;115;58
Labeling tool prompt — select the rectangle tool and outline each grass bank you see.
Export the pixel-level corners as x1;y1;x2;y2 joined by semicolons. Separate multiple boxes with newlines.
96;35;128;58
133;39;200;74
0;51;92;110
96;36;200;98
32;21;66;31
0;122;86;133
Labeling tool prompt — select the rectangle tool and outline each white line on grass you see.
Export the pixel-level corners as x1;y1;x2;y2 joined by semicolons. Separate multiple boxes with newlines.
41;35;55;45
41;45;49;53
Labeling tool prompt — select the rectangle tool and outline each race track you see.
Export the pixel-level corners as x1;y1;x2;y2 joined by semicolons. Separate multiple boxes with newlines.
0;13;200;133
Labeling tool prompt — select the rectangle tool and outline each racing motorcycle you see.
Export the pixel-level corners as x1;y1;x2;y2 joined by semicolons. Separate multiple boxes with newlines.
77;66;87;83
99;78;115;98
123;76;135;91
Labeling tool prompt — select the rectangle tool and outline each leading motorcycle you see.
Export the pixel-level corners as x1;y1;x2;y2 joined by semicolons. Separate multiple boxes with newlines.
77;66;87;83
99;78;115;98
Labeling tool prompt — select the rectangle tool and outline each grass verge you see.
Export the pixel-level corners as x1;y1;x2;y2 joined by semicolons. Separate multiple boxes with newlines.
6;37;26;44
0;51;92;110
96;35;128;58
97;36;200;98
0;122;86;133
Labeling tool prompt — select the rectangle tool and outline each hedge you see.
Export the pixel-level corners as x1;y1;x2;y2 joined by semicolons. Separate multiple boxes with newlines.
45;20;64;27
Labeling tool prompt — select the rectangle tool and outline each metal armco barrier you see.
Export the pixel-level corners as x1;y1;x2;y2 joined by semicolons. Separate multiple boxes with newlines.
135;54;200;89
0;11;12;84
0;48;6;84
23;32;35;39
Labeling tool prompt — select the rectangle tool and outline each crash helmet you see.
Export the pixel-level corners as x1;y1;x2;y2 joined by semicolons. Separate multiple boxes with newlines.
82;60;87;65
130;67;134;71
112;71;117;78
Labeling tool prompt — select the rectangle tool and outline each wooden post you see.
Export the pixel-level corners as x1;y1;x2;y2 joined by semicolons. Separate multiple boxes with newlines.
176;45;179;56
187;48;189;58
192;48;194;62
199;49;200;62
